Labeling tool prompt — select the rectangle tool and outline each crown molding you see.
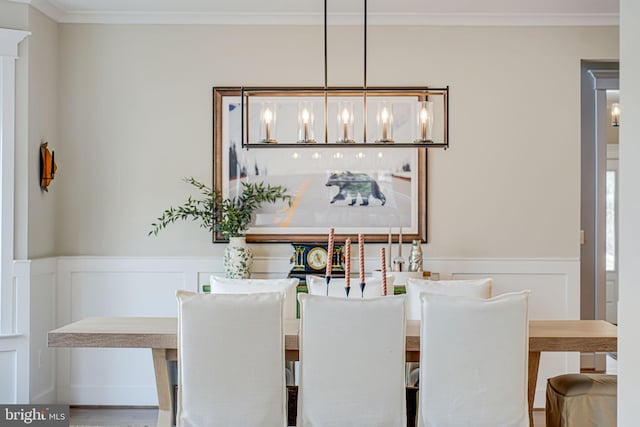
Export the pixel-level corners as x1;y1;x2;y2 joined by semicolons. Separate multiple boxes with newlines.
10;0;65;22
13;0;619;27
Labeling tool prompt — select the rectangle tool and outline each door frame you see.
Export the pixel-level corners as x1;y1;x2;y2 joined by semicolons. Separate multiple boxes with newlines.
580;62;618;370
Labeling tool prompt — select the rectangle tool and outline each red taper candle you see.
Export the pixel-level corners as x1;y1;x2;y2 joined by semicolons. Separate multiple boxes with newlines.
344;238;351;288
326;227;334;277
358;233;365;284
381;247;388;295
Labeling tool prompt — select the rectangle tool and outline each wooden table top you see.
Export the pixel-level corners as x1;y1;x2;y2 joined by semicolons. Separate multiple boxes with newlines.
48;317;617;354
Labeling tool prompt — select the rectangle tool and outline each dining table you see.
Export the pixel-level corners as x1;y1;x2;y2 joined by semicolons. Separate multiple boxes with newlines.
48;317;617;427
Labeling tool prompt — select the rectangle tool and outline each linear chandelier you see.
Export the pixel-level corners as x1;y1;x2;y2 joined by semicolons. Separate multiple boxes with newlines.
240;0;449;149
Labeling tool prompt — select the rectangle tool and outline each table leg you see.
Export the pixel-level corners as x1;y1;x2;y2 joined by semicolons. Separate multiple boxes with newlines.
528;351;541;427
152;348;174;427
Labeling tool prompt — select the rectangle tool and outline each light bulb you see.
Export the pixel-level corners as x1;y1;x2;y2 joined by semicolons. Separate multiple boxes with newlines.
420;107;429;123
381;108;389;123
263;108;273;124
302;109;310;124
341;108;350;124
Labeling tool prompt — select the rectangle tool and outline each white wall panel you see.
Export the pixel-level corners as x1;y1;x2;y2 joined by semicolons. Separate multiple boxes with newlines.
29;258;58;403
56;257;222;405
54;256;578;407
0;350;17;402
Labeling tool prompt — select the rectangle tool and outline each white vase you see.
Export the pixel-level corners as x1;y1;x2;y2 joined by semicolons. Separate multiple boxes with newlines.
223;236;253;279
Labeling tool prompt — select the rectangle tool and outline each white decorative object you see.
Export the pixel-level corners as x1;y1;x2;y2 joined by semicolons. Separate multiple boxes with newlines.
408;239;423;272
223;237;253;279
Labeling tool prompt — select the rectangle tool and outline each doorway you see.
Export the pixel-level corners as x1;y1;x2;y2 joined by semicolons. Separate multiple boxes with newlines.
580;62;619;371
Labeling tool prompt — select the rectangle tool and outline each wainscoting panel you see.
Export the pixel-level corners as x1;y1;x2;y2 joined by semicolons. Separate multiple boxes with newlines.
0;349;17;402
56;257;223;405
29;258;58;403
0;259;34;403
54;256;579;408
442;258;580;406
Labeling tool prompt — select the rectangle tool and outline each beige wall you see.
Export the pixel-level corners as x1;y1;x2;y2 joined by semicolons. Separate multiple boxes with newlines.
1;2;59;259
56;24;618;258
25;7;59;258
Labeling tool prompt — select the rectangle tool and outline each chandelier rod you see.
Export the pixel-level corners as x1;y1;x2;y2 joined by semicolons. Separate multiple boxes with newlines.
324;0;328;142
322;0;369;88
323;0;369;143
363;0;368;142
364;0;367;89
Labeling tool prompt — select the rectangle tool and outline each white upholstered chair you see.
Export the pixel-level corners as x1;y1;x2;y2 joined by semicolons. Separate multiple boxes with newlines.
405;277;493;320
405;277;493;387
306;274;395;298
297;293;407;427
209;276;299;319
417;291;530;427
176;291;287;427
209;276;299;385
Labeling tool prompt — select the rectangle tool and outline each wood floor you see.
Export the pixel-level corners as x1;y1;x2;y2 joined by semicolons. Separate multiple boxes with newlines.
70;407;547;426
68;354;618;426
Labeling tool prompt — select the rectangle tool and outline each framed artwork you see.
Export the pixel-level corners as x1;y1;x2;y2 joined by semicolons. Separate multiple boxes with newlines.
213;88;427;243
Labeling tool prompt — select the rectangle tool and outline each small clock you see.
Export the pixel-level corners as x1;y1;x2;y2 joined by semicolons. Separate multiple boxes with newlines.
307;247;328;271
289;243;345;284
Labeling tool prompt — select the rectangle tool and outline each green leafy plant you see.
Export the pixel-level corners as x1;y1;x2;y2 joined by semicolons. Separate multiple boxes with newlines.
149;177;292;240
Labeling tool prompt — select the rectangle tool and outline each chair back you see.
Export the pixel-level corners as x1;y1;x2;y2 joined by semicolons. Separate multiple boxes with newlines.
306;274;395;298
418;291;530;427
405;278;493;320
297;293;407;427
209;276;299;319
176;291;286;427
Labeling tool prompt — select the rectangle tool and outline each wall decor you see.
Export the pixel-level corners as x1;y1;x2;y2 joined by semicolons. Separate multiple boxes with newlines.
39;141;57;191
213;88;427;243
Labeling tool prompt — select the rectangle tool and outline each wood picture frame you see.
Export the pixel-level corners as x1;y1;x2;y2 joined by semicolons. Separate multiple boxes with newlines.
213;87;427;243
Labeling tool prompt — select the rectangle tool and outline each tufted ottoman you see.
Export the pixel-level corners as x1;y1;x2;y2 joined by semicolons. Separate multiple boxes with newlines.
546;373;617;427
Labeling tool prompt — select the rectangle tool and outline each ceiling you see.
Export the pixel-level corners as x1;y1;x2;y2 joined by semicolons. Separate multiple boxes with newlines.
18;0;619;25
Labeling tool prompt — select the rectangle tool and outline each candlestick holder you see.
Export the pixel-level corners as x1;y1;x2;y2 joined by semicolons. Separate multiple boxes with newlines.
336;101;355;143
297;102;317;144
375;102;394;143
393;256;406;272
260;103;278;144
414;101;434;143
